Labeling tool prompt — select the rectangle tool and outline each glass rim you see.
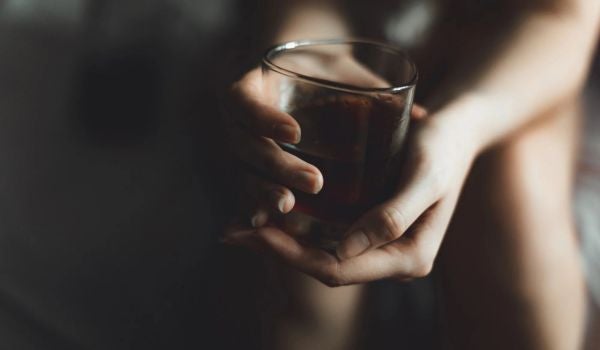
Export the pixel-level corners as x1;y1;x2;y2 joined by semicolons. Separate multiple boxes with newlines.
262;38;418;94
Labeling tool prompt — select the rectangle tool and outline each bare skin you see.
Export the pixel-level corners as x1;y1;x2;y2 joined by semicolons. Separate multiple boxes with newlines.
241;100;585;350
261;264;365;350
222;0;600;349
440;99;585;349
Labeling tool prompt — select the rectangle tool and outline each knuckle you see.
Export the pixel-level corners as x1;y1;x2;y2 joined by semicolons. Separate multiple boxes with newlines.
318;263;348;288
412;263;433;278
410;249;434;278
375;207;406;241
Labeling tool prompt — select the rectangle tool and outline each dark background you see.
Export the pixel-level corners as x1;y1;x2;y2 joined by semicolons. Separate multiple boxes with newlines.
0;1;597;349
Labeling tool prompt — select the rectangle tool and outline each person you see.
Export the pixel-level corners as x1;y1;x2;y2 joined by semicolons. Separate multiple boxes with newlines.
222;0;600;349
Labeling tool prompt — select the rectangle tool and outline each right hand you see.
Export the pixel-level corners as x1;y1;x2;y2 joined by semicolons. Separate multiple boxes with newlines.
223;68;324;228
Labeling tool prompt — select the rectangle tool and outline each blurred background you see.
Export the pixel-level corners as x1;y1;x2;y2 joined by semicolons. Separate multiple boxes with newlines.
0;0;597;349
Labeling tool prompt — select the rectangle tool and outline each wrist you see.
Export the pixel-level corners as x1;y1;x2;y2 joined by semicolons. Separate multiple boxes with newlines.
428;92;492;158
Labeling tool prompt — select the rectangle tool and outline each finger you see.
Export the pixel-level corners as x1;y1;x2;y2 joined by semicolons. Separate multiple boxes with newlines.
221;225;265;252
391;190;460;278
222;222;410;285
223;222;425;286
235;186;270;228
229;69;301;143
336;174;440;260
229;126;323;194
222;225;345;286
411;104;428;120
401;188;461;263
237;174;295;228
333;192;459;282
249;207;270;228
244;172;295;214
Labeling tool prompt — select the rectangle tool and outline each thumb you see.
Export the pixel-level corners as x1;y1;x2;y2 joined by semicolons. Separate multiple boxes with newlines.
336;178;438;260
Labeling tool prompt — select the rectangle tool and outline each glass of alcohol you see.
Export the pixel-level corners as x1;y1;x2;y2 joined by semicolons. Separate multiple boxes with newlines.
262;39;417;250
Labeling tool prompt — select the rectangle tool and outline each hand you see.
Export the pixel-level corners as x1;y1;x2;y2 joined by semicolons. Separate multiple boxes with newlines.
223;59;427;228
222;67;323;229
224;110;476;286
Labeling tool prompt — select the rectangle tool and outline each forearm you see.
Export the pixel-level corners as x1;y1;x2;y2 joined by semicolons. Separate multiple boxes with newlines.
434;0;600;154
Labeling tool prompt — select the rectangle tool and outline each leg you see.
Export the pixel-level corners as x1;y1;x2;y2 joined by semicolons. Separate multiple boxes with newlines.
439;99;586;349
261;263;365;350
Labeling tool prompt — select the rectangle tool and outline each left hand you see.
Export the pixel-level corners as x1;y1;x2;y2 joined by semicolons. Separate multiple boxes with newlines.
223;111;477;286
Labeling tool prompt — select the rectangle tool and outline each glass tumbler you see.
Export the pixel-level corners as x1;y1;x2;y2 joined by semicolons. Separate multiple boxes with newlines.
261;39;417;250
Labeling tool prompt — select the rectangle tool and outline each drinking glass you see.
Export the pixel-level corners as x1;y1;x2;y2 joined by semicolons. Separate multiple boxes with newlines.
262;39;417;250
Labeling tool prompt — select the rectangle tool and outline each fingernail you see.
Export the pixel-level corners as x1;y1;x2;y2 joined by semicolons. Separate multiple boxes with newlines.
275;124;300;143
337;231;370;260
250;211;268;228
275;195;288;213
268;191;287;213
294;170;321;194
277;197;286;213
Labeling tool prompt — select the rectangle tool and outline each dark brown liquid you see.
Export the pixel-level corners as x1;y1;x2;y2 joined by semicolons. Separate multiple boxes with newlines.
283;94;409;223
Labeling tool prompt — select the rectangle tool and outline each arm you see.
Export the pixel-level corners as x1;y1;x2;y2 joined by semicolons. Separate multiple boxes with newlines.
224;0;600;286
328;0;600;278
439;0;600;153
